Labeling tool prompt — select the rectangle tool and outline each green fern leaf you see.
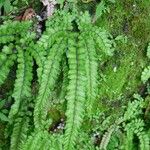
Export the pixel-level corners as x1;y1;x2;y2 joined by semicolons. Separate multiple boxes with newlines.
9;48;33;119
64;33;86;150
146;43;150;59
0;52;16;86
124;129;134;150
0;21;32;44
28;42;46;84
125;119;149;150
57;57;69;103
93;28;114;59
84;36;98;116
141;66;150;83
34;37;66;130
22;131;62;150
138;132;149;150
76;12;98;116
22;131;46;150
124;96;143;121
95;0;106;20
100;118;122;150
10;116;29;150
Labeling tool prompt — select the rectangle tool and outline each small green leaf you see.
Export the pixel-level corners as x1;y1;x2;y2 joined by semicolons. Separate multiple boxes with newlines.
0;99;5;109
4;0;11;14
146;43;150;59
2;109;9;114
95;0;106;20
141;66;150;83
0;112;9;122
2;45;12;54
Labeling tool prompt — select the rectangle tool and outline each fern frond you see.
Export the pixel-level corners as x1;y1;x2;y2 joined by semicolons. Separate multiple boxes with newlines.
125;119;149;150
0;21;16;44
28;42;46;84
138;131;149;150
24;131;48;150
28;11;74;85
46;10;75;31
99;118;123;150
22;131;47;150
22;131;62;150
9;48;33;119
77;12;114;59
100;125;116;150
124;128;134;150
56;56;69;103
34;37;66;130
0;21;32;44
76;131;95;150
77;11;92;32
95;0;107;20
93;27;114;59
83;34;98;116
64;33;86;150
10;116;29;150
141;66;150;83
0;52;16;86
146;43;150;59
78;12;98;115
124;96;144;120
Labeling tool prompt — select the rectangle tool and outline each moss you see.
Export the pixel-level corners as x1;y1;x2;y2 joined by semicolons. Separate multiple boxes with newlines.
93;0;150;114
96;0;150;46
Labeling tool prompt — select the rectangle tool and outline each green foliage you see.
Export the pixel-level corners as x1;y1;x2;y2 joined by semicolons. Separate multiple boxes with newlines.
64;33;87;150
0;51;16;86
0;0;12;14
98;36;145;106
124;119;149;150
1;0;150;150
34;37;67;129
10;116;30;150
0;99;10;122
98;95;150;150
22;130;63;150
146;43;150;59
141;43;150;83
0;20;36;150
9;49;33;119
95;0;115;21
123;94;144;120
0;6;114;149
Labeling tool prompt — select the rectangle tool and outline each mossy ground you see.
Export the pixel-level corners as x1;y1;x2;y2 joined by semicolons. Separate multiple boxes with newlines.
95;0;150;116
76;0;150;134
